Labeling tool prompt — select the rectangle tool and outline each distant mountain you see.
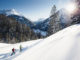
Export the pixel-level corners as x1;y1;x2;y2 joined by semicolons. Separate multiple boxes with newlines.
0;8;80;43
0;9;19;16
33;18;50;37
8;15;34;28
0;14;38;43
0;9;47;43
34;8;80;36
0;9;34;28
0;9;38;43
34;18;49;31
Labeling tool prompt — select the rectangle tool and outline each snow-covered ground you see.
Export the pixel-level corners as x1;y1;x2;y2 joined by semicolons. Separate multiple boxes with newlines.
0;24;80;60
0;40;42;60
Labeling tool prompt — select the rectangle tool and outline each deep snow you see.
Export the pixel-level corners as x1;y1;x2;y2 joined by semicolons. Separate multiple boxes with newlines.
0;24;80;60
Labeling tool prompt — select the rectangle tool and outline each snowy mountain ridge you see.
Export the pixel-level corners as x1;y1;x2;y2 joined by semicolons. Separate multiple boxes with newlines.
0;9;20;16
0;9;34;28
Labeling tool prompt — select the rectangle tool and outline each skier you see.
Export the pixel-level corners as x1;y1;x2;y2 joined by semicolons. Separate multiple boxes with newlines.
20;45;22;52
11;48;15;56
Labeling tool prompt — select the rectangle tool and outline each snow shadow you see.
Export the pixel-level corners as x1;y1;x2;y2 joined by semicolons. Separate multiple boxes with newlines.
0;53;10;59
0;49;18;60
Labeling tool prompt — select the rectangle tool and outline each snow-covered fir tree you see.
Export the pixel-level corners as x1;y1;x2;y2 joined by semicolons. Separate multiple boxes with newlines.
50;5;56;16
48;5;62;36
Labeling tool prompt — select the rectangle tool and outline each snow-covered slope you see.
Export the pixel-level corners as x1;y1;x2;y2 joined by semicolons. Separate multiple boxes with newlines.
0;40;42;60
0;24;80;60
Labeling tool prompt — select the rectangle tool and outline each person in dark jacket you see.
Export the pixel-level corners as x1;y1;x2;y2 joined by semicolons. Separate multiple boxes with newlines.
11;48;15;56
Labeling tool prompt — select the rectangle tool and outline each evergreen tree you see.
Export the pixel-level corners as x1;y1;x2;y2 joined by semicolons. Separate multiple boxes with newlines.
50;5;56;16
48;5;62;36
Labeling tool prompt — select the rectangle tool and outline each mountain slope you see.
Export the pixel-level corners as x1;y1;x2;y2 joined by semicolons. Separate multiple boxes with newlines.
8;15;34;28
14;24;80;60
0;24;80;60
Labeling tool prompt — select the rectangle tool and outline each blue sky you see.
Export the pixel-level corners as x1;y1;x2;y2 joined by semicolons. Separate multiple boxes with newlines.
0;0;71;21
